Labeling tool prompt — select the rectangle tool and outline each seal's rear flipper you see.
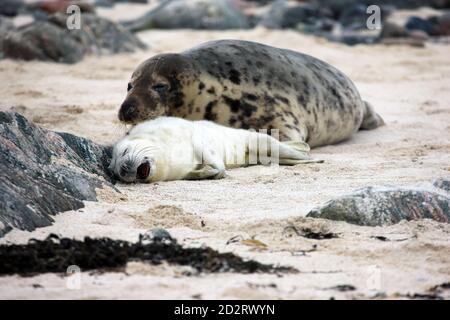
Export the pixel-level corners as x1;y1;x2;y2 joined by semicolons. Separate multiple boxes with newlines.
279;141;324;165
360;101;385;130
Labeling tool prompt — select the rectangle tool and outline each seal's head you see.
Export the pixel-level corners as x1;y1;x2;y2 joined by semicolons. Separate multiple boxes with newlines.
118;53;194;124
109;137;157;183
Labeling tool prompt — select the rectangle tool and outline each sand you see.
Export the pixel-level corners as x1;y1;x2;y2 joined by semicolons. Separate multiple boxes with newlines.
0;24;450;299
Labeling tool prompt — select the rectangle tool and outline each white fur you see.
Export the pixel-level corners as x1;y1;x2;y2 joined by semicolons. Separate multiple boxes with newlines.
111;117;320;183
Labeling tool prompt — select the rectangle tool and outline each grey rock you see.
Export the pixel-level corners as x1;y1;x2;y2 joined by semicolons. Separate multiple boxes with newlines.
125;0;250;32
49;13;147;54
430;12;450;36
307;184;450;226
2;20;86;63
0;111;115;237
0;0;25;17
380;22;410;39
141;228;174;244
405;16;440;36
434;178;450;192
2;13;146;63
0;16;15;57
259;0;323;29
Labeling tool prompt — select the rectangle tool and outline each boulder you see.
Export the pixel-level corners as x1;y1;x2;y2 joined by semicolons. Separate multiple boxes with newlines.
124;0;250;32
2;13;146;63
49;13;147;54
31;0;96;14
2;20;86;63
0;16;15;56
0;0;25;17
405;16;440;36
430;12;450;36
259;0;324;29
0;112;115;237
307;183;450;226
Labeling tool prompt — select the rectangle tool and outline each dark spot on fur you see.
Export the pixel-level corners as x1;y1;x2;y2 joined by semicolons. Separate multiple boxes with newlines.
253;77;261;86
223;96;257;117
198;82;205;90
264;94;276;107
223;96;241;113
204;101;217;121
243;93;258;101
229;69;241;85
207;87;216;95
297;94;307;106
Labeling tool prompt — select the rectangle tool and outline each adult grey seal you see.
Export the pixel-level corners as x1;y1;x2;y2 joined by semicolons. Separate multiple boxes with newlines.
118;40;384;148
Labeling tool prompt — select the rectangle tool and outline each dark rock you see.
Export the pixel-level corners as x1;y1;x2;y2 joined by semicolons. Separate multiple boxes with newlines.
2;20;86;63
339;3;371;30
124;0;250;32
94;0;148;7
405;16;439;36
380;22;410;38
430;12;450;36
49;13;147;54
307;185;450;226
314;0;450;16
0;112;114;237
141;228;174;244
0;16;15;56
2;13;146;63
434;178;450;192
31;0;96;14
259;0;324;29
0;0;25;17
0;234;295;275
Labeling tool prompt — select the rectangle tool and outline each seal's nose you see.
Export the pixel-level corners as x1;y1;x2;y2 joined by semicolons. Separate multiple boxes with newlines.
118;100;137;122
118;163;136;183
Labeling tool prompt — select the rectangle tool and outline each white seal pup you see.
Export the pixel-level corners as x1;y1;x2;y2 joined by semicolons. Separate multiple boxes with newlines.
110;117;321;183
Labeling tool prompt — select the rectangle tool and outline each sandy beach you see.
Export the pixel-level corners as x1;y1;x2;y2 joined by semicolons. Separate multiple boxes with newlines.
0;22;449;299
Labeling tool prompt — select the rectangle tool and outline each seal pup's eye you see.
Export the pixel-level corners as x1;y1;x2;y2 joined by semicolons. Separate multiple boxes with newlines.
127;83;132;92
152;83;168;94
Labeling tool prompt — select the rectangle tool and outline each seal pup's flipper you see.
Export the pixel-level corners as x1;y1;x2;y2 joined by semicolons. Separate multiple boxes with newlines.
184;165;224;180
279;141;324;165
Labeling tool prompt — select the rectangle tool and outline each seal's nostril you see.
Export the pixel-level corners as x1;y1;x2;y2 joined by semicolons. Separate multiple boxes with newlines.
119;102;137;122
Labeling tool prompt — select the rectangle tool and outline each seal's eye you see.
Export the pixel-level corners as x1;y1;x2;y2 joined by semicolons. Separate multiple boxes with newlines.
152;83;168;94
136;161;151;180
127;83;132;92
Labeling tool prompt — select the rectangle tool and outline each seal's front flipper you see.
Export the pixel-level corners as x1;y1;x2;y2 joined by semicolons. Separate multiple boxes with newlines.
279;141;324;165
184;165;225;180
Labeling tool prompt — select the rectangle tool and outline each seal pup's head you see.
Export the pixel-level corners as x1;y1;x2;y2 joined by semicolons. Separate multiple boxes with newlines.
109;136;159;183
118;53;194;124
